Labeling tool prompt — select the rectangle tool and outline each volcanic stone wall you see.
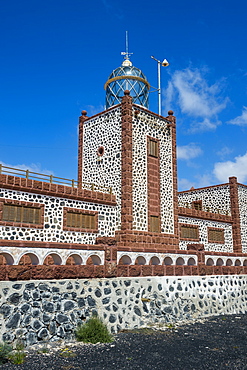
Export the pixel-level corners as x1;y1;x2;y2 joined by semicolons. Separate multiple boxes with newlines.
179;216;233;252
178;184;231;215
0;187;117;245
1;275;247;346
238;185;247;253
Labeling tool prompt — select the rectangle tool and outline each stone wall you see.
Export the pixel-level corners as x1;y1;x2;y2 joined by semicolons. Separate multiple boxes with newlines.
1;275;247;346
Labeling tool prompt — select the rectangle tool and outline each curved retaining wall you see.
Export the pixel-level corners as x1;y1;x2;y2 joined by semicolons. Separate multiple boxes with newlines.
0;275;247;346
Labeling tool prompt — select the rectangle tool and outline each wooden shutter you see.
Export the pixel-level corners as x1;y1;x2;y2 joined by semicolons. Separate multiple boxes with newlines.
67;212;96;230
150;215;160;233
181;225;198;239
208;229;224;243
148;139;158;158
2;204;40;224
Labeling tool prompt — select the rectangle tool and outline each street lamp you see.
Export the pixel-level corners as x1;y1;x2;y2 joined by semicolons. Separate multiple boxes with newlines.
151;56;169;116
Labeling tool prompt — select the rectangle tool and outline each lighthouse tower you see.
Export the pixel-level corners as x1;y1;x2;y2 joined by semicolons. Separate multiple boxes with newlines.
78;49;179;251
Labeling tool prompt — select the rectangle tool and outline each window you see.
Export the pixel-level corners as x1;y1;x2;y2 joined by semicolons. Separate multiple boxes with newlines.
180;225;199;240
148;138;158;158
150;215;160;233
2;204;41;224
192;200;202;211
66;211;97;230
208;228;224;243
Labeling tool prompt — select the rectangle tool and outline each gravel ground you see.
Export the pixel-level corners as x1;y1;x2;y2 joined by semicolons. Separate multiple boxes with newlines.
1;314;247;370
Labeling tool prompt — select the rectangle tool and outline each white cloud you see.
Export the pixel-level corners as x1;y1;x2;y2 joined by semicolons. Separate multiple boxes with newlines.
227;106;247;126
213;152;247;183
0;161;54;176
177;143;203;160
178;178;195;191
164;67;228;132
216;146;233;159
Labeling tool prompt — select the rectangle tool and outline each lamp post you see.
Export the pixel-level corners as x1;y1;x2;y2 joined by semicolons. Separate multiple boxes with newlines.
151;56;169;116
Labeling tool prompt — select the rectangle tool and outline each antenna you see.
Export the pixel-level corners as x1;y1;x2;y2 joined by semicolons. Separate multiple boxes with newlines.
121;31;133;60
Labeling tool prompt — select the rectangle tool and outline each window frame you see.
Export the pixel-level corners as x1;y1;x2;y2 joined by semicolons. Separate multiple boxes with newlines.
63;207;98;233
207;227;225;244
0;199;44;228
180;224;199;241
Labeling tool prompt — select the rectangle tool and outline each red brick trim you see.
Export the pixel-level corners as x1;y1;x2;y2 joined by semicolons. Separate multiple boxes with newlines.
166;111;179;246
179;223;200;242
147;136;161;232
63;207;98;233
178;207;232;223
207;227;225;244
78;111;87;186
0;199;44;229
229;176;242;252
0;239;104;250
0;174;116;206
178;183;229;194
120;90;133;231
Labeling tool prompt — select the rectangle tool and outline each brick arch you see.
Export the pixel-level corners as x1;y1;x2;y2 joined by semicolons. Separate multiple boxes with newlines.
18;252;39;265
43;253;62;265
118;255;132;265
86;254;102;265
0;252;14;265
66;254;83;265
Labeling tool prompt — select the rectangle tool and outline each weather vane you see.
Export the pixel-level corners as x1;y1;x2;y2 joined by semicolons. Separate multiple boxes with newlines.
121;31;133;61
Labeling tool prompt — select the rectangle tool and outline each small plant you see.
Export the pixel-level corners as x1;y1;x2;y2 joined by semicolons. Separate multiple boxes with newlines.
166;323;175;329
0;342;12;365
9;340;26;365
75;314;113;344
9;350;26;365
59;347;76;358
37;346;49;354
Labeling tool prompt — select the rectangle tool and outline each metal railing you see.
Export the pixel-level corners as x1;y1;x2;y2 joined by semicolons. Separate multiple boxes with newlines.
178;202;230;216
0;164;112;194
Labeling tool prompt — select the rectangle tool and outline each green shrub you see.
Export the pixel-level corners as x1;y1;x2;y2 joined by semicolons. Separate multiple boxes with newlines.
8;350;26;365
0;342;12;365
75;315;113;344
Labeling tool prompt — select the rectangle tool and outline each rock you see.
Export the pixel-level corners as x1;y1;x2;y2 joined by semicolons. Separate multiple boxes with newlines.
8;293;21;305
26;331;38;346
38;328;49;340
6;312;21;329
0;304;13;318
20;303;30;314
31;319;43;331
43;301;54;313
56;313;69;324
63;300;75;311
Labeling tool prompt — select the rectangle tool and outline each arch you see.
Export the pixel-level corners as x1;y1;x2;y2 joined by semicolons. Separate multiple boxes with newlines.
216;258;224;266
187;257;196;266
66;254;83;265
135;256;146;265
18;253;39;266
43;253;62;265
176;257;185;266
86;255;101;266
150;256;160;265
243;259;247;266
0;252;14;265
118;255;132;265
235;259;241;266
206;258;214;266
226;258;233;266
164;256;173;265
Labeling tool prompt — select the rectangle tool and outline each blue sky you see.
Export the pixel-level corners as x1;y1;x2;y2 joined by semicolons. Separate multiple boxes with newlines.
1;0;247;191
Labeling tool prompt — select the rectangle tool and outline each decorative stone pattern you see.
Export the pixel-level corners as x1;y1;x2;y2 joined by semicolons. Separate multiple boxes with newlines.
237;185;247;253
117;251;198;265
205;255;247;266
178;185;231;215
179;216;233;252
0;188;117;245
0;246;104;266
132;109;174;233
81;107;122;230
1;276;247;346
